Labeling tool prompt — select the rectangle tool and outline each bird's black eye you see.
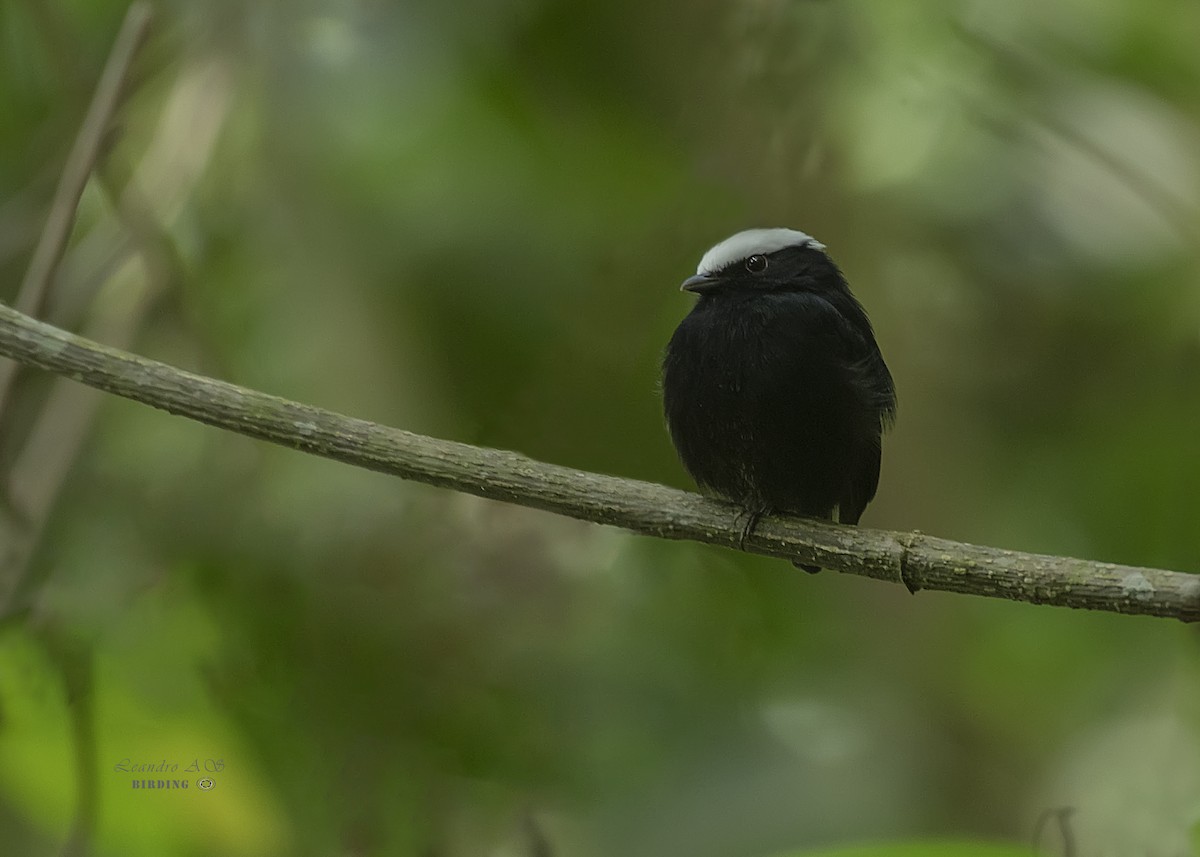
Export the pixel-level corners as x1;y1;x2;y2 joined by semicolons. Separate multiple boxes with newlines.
745;255;768;273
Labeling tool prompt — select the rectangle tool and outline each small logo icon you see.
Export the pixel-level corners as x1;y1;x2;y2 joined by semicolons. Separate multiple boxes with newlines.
197;778;215;791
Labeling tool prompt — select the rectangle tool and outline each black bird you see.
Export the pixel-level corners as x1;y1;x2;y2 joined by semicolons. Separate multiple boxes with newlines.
662;228;896;571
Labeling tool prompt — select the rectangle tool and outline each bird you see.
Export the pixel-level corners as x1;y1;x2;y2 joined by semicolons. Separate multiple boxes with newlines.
661;228;896;572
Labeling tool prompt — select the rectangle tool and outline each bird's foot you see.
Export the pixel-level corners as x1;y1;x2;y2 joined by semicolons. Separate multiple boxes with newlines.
735;507;767;551
898;529;922;594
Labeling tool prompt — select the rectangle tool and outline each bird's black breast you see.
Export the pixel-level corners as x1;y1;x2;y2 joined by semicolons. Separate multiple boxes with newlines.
662;289;892;522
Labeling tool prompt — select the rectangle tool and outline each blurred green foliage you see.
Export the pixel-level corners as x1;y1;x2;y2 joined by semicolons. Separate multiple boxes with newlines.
2;0;1200;855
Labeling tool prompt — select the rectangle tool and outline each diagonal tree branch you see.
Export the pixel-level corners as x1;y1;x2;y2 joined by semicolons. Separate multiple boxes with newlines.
0;300;1197;622
0;1;154;418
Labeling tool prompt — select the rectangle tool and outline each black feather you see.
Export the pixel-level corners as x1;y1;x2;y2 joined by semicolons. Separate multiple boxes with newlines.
662;235;895;571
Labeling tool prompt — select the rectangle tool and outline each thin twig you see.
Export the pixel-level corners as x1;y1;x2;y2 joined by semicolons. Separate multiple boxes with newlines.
1;262;164;616
955;23;1197;241
0;301;1197;621
6;173;177;529
0;1;154;417
1033;807;1076;857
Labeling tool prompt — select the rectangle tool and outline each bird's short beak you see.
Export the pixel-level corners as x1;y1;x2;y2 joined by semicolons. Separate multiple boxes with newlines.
680;274;720;294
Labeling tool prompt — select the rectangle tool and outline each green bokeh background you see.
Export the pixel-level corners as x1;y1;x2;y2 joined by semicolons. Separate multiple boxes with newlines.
2;1;1199;855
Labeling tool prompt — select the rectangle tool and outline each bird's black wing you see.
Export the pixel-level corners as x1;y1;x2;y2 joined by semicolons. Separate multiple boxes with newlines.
821;292;895;524
824;289;897;425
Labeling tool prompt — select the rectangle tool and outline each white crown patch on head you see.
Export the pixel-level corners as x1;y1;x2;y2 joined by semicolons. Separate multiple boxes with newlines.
696;228;825;276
